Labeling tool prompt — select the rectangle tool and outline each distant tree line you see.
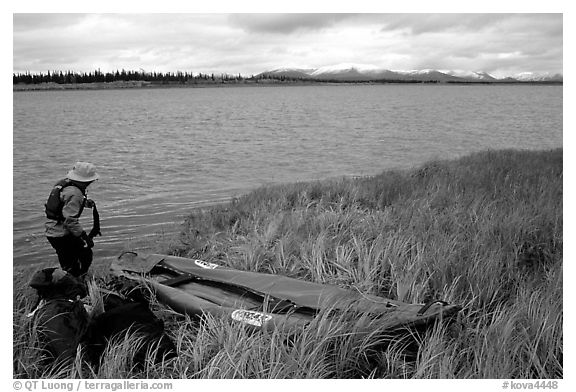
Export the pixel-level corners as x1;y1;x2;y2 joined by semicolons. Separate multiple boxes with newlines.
13;69;251;85
13;69;458;86
256;72;437;84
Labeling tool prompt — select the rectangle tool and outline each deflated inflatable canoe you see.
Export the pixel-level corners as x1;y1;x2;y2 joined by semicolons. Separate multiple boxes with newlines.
111;251;460;332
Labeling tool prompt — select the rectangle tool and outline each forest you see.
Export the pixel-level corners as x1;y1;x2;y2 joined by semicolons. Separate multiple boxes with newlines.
13;69;437;86
12;69;253;84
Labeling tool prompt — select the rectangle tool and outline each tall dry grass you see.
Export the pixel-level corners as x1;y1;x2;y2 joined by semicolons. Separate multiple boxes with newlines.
13;148;562;378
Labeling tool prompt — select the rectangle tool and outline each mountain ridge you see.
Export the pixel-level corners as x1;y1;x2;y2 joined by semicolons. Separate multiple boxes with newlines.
259;65;562;83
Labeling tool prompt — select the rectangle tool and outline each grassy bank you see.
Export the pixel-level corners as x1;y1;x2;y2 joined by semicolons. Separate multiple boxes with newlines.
13;148;563;378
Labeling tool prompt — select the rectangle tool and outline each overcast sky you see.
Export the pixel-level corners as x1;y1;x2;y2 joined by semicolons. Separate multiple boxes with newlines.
13;13;562;78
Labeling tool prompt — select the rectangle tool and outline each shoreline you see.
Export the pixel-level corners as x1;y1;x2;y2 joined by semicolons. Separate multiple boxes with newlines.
13;79;563;92
12;148;561;272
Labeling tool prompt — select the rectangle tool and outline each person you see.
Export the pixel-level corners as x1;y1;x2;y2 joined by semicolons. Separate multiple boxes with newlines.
45;162;99;277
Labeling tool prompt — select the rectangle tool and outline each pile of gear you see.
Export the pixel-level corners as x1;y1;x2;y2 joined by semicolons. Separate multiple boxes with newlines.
27;267;177;369
31;161;176;369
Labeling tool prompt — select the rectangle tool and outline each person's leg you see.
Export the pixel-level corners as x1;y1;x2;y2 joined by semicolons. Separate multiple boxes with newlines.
47;236;76;273
78;246;93;277
47;235;85;277
67;236;87;277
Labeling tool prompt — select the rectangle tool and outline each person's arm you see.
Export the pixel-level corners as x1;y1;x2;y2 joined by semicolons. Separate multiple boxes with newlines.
61;189;85;237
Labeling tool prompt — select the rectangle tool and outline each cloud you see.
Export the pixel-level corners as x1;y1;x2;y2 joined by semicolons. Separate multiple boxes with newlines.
12;13;563;77
366;14;562;74
13;13;90;32
228;13;354;34
375;13;562;37
13;14;239;72
377;14;511;35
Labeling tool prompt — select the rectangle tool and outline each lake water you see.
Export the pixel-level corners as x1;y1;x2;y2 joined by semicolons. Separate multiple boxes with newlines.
13;84;563;266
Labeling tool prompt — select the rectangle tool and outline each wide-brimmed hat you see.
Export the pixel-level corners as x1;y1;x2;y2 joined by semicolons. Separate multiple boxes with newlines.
66;162;99;182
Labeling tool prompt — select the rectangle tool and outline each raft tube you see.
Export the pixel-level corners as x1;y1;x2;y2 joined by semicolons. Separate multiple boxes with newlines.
111;252;461;332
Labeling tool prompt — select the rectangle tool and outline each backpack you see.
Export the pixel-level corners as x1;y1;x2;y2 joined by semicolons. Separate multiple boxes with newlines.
28;268;89;363
29;267;88;300
84;299;177;368
84;277;177;368
45;179;84;221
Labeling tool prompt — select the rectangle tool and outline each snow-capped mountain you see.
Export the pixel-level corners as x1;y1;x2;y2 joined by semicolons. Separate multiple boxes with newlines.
258;64;562;83
512;72;563;82
309;63;390;78
391;69;463;82
264;68;315;79
311;63;381;75
310;64;403;81
442;70;497;81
